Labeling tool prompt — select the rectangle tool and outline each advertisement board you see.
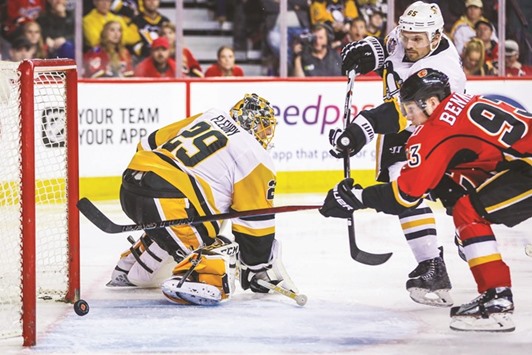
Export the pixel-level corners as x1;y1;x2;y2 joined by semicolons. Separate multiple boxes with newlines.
78;81;187;177
78;78;532;198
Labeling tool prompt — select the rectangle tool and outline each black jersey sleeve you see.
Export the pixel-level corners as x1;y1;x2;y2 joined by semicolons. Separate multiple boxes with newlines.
359;101;401;134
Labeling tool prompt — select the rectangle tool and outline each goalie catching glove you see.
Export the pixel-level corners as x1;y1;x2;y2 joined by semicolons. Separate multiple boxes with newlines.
319;178;366;218
329;114;375;158
341;36;385;74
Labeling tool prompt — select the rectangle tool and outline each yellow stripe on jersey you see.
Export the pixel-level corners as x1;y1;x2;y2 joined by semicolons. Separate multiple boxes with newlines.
232;223;275;238
195;174;220;215
485;189;532;214
137;113;202;152
391;180;420;208
157;197;205;249
477;169;532;214
401;217;436;230
127;150;209;217
468;253;502;268
375;134;383;180
381;65;408;131
232;163;275;212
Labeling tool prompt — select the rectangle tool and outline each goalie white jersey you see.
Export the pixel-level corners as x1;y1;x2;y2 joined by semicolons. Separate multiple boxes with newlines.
126;108;276;242
382;27;466;102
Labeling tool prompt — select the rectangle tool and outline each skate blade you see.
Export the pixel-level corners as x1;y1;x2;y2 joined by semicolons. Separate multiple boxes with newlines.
408;287;453;307
450;313;515;332
161;279;221;306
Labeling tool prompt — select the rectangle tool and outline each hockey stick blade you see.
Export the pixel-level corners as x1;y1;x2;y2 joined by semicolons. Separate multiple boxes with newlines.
347;217;392;265
349;234;393;265
77;197;321;234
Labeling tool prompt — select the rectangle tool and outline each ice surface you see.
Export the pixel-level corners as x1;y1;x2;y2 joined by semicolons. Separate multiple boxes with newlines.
2;194;531;354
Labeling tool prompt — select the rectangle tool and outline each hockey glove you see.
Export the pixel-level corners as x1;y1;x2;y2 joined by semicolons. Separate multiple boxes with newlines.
328;114;375;158
341;36;385;74
239;240;299;294
240;265;277;293
319;178;365;218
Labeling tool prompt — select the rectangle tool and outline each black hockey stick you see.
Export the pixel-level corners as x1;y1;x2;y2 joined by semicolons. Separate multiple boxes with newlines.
342;70;392;265
77;197;321;234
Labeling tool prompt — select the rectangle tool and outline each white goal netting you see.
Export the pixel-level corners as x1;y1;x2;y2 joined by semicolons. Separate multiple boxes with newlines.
0;60;78;344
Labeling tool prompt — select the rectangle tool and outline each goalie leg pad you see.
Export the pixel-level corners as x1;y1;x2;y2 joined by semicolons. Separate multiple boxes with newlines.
161;276;222;306
202;236;239;293
161;237;236;305
107;234;177;288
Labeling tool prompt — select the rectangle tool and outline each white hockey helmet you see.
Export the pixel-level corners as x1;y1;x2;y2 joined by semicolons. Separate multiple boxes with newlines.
399;1;444;50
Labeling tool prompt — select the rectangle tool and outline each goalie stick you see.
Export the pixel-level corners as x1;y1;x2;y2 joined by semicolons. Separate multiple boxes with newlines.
77;197;321;234
341;69;392;265
256;279;308;306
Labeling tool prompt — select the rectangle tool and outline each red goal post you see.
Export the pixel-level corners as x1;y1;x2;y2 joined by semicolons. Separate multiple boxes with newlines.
0;59;79;346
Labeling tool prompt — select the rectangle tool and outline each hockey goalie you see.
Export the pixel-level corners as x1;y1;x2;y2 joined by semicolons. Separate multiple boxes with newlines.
106;93;299;305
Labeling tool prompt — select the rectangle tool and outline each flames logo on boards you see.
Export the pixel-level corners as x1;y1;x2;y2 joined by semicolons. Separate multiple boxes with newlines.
42;107;66;147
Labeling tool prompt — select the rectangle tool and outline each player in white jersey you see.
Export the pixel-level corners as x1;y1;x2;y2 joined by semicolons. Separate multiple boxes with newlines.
106;93;299;305
330;2;466;307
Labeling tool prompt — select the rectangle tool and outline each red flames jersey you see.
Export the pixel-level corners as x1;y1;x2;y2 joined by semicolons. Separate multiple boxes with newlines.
397;93;532;201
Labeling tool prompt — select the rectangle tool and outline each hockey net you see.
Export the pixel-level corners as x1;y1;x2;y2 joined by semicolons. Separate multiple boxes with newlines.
0;59;79;346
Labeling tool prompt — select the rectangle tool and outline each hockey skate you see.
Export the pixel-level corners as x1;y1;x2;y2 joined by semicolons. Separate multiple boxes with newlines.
406;254;453;307
450;287;515;332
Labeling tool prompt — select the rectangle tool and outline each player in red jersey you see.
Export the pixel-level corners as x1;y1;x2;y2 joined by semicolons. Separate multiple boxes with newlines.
320;68;532;332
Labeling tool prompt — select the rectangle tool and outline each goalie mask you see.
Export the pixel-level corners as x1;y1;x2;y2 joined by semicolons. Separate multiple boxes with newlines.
398;1;444;53
230;93;277;149
400;68;451;117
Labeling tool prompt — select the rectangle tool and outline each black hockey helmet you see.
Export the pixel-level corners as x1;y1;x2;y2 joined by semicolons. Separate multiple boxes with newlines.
400;68;451;106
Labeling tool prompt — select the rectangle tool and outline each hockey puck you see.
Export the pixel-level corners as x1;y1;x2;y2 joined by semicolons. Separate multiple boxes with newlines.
74;299;90;316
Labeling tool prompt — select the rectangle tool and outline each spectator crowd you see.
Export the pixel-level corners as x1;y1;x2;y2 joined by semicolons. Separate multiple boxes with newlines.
1;0;531;77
